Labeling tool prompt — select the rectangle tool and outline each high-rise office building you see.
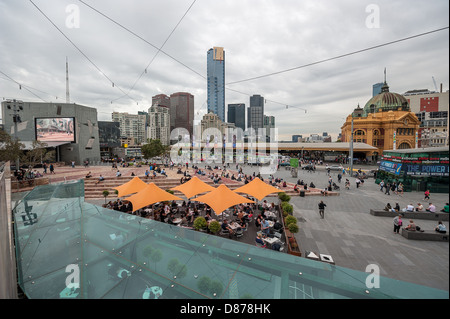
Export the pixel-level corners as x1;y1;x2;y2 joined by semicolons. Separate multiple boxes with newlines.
248;94;264;130
207;47;225;122
170;92;194;137
112;111;147;145
227;103;245;131
148;103;170;146
152;94;171;108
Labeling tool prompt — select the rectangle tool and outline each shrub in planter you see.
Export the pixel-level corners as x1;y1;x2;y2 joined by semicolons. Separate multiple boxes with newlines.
281;202;293;215
278;192;291;202
285;215;297;227
288;223;299;234
193;216;207;231
208;220;221;234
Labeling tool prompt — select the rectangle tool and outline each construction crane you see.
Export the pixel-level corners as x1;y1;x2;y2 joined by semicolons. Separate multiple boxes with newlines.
432;76;438;92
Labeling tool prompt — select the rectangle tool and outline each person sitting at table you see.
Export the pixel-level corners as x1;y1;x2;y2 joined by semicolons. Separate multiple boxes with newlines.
167;214;175;225
180;215;189;226
255;234;265;247
221;219;234;237
187;208;195;223
261;218;270;235
238;219;247;232
255;214;262;228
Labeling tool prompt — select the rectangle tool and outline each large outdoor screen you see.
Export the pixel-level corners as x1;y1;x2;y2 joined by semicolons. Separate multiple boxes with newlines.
35;117;75;142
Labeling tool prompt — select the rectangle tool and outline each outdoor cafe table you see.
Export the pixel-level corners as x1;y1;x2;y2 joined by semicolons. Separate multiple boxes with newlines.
228;222;241;230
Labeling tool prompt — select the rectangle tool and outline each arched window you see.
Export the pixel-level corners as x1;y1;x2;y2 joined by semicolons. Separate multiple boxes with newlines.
398;142;411;149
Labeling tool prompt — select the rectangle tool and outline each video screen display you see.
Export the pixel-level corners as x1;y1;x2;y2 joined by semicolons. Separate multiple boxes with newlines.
35;117;75;142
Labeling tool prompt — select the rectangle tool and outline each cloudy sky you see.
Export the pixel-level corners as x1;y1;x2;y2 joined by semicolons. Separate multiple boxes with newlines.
0;0;448;141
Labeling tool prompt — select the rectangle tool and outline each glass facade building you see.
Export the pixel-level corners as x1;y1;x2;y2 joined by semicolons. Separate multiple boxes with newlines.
207;47;225;122
227;103;246;132
12;180;448;299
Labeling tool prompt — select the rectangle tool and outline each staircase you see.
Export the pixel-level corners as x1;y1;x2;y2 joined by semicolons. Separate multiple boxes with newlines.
83;175;331;200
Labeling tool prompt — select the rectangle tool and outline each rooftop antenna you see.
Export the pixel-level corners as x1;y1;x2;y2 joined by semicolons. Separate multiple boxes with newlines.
66;56;70;103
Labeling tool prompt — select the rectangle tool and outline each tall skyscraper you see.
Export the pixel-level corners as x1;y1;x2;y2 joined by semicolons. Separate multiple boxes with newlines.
170;92;194;136
207;47;225;122
227;103;245;131
373;82;384;97
248;94;264;130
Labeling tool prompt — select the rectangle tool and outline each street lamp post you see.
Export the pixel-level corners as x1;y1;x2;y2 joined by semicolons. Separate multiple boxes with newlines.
6;99;24;170
349;116;354;177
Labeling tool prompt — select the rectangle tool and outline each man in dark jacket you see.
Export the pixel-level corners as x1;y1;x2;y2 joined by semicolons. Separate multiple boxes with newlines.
318;201;326;219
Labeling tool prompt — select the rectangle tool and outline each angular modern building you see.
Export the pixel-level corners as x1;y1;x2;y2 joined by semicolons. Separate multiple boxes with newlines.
98;121;121;161
1;100;100;165
227;103;245;131
207;47;225;122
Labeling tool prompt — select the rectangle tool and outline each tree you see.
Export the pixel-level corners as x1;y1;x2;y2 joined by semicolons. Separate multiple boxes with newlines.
22;140;54;168
102;190;110;204
0;129;24;166
141;139;167;160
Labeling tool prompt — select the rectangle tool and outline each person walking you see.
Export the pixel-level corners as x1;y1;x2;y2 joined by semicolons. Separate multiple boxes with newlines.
379;180;384;192
385;182;390;195
393;214;403;234
424;189;430;200
318;200;326;219
49;163;55;174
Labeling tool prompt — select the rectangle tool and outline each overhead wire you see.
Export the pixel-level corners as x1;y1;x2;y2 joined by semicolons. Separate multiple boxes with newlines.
226;26;450;86
15;2;450;115
78;0;206;81
108;0;197;103
68;3;449;114
0;69;47;102
28;0;140;105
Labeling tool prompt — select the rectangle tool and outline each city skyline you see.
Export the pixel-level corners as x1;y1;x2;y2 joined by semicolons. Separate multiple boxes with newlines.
0;0;448;141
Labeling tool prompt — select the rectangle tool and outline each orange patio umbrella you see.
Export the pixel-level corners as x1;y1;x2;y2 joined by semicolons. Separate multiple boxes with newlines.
193;184;254;216
170;176;216;199
233;177;282;201
127;183;183;212
113;176;148;198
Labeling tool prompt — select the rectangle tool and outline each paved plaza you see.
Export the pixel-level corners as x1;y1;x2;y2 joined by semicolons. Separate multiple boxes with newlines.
239;163;449;292
11;161;449;292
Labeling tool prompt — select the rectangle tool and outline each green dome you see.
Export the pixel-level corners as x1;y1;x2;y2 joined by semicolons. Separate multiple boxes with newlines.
363;82;409;116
